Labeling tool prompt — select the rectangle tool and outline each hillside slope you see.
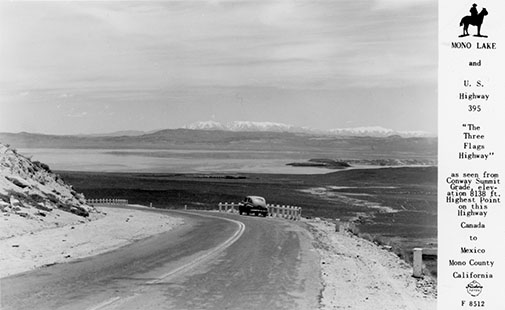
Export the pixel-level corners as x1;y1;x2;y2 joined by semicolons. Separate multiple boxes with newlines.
0;143;96;236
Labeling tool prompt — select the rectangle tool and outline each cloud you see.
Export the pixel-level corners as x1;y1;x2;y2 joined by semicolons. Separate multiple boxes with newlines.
58;93;74;99
373;0;435;10
0;1;437;133
66;111;88;118
1;1;436;92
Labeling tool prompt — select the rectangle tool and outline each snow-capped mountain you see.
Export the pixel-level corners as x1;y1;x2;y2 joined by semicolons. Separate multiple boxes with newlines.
226;121;303;132
184;121;306;133
183;121;432;138
328;126;394;136
184;120;228;131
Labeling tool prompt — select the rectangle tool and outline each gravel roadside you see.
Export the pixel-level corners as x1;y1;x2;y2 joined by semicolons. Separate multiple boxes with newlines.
0;205;183;278
305;218;437;310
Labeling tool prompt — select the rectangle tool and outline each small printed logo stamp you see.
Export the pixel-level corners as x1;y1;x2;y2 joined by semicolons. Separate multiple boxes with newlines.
466;280;483;297
459;3;489;38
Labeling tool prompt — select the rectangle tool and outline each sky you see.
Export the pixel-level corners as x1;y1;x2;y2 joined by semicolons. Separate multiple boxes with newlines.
0;0;437;135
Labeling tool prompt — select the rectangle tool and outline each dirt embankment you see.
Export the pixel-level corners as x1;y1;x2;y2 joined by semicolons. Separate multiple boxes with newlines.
306;218;436;310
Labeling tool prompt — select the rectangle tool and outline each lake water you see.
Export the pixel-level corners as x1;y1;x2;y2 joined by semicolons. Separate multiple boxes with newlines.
18;148;333;174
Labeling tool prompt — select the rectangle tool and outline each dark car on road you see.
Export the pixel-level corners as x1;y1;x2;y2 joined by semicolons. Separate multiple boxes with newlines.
239;196;268;217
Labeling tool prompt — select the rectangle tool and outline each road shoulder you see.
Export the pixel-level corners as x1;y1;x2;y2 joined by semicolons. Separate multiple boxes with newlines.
0;205;183;278
306;218;437;310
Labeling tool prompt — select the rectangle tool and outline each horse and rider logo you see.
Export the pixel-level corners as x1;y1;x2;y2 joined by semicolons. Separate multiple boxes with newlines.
459;3;488;38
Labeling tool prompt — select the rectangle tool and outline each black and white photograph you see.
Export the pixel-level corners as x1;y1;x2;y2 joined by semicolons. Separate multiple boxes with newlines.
3;0;499;309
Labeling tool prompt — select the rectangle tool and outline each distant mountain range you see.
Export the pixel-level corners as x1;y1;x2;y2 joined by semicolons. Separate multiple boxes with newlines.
76;130;159;137
183;121;432;138
0;126;437;164
25;121;433;139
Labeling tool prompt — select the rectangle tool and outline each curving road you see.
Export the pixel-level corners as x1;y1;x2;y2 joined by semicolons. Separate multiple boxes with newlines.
1;208;321;310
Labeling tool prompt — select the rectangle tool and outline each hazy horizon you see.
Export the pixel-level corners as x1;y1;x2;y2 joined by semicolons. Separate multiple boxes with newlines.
0;1;437;135
0;120;437;137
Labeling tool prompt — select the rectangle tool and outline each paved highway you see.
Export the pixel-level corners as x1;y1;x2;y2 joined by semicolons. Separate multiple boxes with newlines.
1;208;321;310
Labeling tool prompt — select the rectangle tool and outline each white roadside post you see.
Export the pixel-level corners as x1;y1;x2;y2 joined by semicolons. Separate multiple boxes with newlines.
335;219;341;232
413;248;423;278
